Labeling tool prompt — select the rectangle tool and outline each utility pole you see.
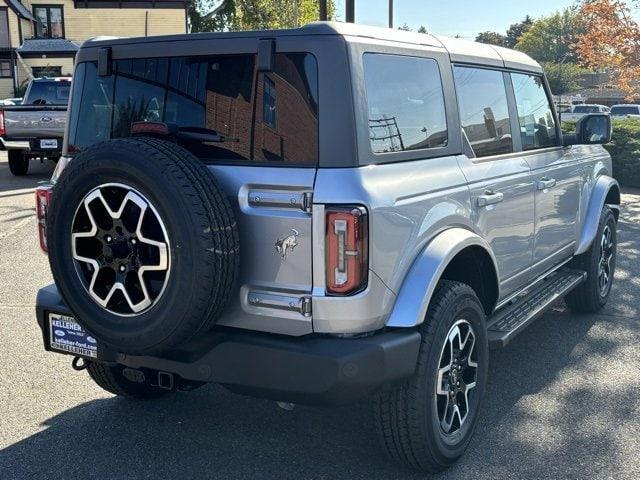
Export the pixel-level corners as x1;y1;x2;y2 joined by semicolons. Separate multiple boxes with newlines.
389;0;393;28
346;0;355;23
319;0;328;21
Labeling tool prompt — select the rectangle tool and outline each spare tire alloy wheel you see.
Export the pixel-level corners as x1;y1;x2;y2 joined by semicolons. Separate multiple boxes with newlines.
71;183;170;315
436;319;478;436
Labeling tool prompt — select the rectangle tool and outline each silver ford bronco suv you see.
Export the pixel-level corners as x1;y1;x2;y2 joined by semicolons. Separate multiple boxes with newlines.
35;23;620;473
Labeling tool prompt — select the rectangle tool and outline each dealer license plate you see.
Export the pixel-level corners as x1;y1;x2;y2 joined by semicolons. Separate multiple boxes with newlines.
40;139;58;149
49;313;97;358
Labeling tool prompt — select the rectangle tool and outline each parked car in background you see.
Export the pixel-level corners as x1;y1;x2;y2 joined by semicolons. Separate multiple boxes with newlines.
561;104;610;122
0;77;71;176
610;104;640;118
33;22;620;474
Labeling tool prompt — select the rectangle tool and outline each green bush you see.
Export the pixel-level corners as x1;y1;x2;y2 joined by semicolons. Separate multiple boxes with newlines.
562;118;640;188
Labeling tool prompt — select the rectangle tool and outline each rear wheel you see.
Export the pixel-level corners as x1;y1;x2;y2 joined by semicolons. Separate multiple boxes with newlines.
373;280;488;473
8;150;29;176
565;207;617;313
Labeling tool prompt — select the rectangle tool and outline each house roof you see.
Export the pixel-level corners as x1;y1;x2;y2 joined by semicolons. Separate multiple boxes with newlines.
5;0;35;21
17;38;80;54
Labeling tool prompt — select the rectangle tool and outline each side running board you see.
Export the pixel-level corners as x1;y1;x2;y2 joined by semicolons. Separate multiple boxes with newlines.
487;268;587;348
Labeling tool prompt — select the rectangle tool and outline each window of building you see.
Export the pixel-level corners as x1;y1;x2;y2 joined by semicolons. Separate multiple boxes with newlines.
510;73;559;150
263;76;277;128
0;9;10;49
454;66;513;158
68;53;319;166
32;66;62;78
34;6;64;39
363;53;447;154
0;60;11;78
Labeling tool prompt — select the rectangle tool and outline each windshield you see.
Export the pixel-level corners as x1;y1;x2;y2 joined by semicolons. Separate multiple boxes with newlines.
25;81;70;105
573;106;600;113
611;106;640;115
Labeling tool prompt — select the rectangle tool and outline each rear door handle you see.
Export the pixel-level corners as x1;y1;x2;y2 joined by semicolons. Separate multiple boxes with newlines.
477;190;504;207
537;177;557;190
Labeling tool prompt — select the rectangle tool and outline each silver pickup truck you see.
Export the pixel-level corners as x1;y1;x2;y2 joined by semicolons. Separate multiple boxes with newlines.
34;23;620;474
1;77;70;176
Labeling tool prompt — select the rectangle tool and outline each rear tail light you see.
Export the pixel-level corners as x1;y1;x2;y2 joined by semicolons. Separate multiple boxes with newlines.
0;109;5;136
325;206;368;295
36;185;54;253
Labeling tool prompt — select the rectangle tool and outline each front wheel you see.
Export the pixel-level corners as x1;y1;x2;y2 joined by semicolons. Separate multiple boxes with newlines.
373;280;488;473
565;207;617;313
8;150;29;176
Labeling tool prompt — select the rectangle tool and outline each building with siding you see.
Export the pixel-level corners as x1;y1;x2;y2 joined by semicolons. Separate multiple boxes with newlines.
0;0;188;98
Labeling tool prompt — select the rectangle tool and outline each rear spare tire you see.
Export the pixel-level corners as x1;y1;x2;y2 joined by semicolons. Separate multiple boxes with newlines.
47;138;239;354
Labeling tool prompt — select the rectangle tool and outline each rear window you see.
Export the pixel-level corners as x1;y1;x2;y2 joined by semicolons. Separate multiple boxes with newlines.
363;53;447;154
611;106;640;115
25;80;70;105
68;53;319;166
573;105;600;114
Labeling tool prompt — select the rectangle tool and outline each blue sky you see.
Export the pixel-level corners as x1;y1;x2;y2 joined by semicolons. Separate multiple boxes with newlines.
335;0;578;39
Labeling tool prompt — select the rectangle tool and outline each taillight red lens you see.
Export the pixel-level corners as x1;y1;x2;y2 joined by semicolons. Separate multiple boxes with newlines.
35;185;54;253
0;109;5;137
325;206;368;295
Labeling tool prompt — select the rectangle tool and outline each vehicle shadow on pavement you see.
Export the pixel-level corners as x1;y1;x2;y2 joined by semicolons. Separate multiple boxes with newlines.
0;159;53;194
1;192;637;480
1;309;636;480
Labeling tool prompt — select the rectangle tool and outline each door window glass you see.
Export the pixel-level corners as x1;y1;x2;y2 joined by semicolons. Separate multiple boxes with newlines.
511;73;559;150
364;53;448;154
454;66;513;157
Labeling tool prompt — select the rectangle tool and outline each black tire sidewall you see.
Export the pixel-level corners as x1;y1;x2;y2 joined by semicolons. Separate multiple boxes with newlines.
420;286;488;462
47;140;233;353
589;209;617;304
8;150;28;175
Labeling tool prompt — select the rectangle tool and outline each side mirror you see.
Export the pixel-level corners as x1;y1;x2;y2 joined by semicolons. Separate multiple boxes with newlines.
564;113;612;146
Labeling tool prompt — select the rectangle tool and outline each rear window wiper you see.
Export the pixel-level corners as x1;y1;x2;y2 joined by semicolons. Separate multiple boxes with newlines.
130;122;238;143
176;126;239;144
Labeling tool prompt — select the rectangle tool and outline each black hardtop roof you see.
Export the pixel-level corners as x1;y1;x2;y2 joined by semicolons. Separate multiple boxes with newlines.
80;21;541;73
81;21;443;49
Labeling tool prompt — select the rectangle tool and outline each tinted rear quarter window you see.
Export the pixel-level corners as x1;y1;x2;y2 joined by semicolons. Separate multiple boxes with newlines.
68;53;318;166
363;53;447;154
454;66;513;158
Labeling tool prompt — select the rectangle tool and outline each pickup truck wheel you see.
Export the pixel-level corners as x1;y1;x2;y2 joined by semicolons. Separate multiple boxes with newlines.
8;150;29;176
47;138;239;354
565;207;617;313
87;362;169;399
373;280;488;473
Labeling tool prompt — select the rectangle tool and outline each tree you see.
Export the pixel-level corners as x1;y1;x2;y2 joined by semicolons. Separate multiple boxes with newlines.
398;23;412;31
475;31;508;46
515;8;583;63
417;25;427;34
192;0;335;32
575;0;640;98
505;15;533;48
542;62;588;95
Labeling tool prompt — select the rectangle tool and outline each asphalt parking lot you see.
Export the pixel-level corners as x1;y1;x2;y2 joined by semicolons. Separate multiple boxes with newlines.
0;153;639;479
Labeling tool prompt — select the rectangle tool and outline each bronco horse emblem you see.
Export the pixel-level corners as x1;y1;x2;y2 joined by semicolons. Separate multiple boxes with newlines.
275;229;299;260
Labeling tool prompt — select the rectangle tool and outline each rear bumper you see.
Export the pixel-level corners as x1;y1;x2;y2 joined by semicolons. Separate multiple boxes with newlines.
0;137;30;150
36;284;421;406
0;136;63;154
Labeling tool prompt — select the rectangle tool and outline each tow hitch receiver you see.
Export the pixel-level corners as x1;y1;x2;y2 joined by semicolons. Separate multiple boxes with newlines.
157;371;174;390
